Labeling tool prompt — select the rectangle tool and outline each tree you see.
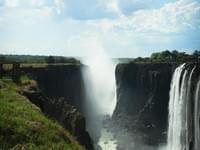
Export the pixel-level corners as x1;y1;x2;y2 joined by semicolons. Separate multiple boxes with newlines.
45;56;55;64
160;50;172;59
151;52;160;60
193;50;200;56
0;55;6;63
172;50;179;55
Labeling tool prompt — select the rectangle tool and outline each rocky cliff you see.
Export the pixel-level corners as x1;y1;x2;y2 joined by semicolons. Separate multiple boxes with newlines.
21;63;178;149
112;62;177;149
0;79;86;150
21;65;85;112
20;62;200;150
22;86;93;150
21;65;93;150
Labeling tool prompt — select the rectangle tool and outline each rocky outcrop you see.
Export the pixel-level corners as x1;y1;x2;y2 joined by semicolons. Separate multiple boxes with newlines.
20;65;93;150
19;62;200;150
112;62;177;148
22;85;93;150
21;65;85;112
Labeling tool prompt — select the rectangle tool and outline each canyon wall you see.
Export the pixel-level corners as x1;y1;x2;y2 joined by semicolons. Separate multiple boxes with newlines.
20;62;200;150
22;65;85;111
21;63;177;149
112;63;177;149
21;65;93;150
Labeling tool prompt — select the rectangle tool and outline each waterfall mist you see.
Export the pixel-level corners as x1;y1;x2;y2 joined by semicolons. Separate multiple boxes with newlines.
81;39;117;150
82;51;116;116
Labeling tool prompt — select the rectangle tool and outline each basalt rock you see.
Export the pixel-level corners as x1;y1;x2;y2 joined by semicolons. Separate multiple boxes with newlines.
22;86;93;150
113;62;178;147
21;64;85;112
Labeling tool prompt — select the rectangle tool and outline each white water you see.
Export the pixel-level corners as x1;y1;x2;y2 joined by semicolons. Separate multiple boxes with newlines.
81;42;117;150
194;80;200;150
98;127;117;150
167;64;197;150
167;63;187;150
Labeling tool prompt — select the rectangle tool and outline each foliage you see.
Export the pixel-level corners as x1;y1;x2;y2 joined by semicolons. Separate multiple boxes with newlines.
133;50;200;63
45;56;56;64
0;54;80;64
0;79;85;150
193;50;200;56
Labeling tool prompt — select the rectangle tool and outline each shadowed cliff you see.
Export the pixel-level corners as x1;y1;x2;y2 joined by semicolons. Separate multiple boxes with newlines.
112;63;177;149
20;64;93;150
112;62;200;150
21;64;85;111
3;61;199;150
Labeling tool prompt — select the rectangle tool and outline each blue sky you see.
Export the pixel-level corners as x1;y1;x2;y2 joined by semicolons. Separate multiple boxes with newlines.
0;0;199;57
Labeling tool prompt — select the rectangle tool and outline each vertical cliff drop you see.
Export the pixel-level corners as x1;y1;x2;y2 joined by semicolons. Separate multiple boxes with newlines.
81;40;117;150
167;63;200;150
113;63;173;150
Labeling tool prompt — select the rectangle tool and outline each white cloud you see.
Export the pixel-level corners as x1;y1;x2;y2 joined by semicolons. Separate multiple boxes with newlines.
0;0;62;24
92;0;200;33
1;7;54;24
104;0;121;15
87;19;116;32
0;0;199;56
30;0;47;7
5;0;19;7
54;0;64;14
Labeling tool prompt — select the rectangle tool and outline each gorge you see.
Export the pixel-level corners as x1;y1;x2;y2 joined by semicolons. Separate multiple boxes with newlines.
10;60;200;150
81;49;117;150
1;0;199;149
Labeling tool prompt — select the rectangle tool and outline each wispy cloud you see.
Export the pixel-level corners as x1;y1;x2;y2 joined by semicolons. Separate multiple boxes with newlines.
0;0;199;57
91;0;200;33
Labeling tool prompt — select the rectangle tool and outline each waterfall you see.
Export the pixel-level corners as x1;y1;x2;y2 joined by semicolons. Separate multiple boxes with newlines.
167;63;200;150
194;80;200;150
167;63;187;150
81;46;117;150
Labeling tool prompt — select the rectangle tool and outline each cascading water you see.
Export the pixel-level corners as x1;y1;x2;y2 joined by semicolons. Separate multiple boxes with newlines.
81;43;117;150
167;63;200;150
194;80;200;150
167;63;187;150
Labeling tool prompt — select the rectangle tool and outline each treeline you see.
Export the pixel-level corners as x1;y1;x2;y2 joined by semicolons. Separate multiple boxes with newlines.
134;50;200;63
0;54;80;64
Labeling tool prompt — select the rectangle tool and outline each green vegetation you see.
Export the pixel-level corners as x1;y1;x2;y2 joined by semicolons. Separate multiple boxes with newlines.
133;50;200;63
0;78;85;150
0;54;80;64
1;50;200;65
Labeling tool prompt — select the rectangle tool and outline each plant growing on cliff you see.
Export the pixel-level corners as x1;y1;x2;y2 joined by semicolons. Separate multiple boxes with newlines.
0;78;85;150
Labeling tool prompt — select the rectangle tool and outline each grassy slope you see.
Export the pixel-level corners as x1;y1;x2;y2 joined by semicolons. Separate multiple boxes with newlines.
0;78;85;150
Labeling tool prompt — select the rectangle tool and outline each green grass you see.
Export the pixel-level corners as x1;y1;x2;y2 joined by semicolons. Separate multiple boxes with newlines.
0;79;85;150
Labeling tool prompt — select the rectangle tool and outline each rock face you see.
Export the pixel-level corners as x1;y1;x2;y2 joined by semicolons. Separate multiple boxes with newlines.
22;65;85;112
112;63;177;148
21;65;93;150
22;85;93;150
20;62;200;150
